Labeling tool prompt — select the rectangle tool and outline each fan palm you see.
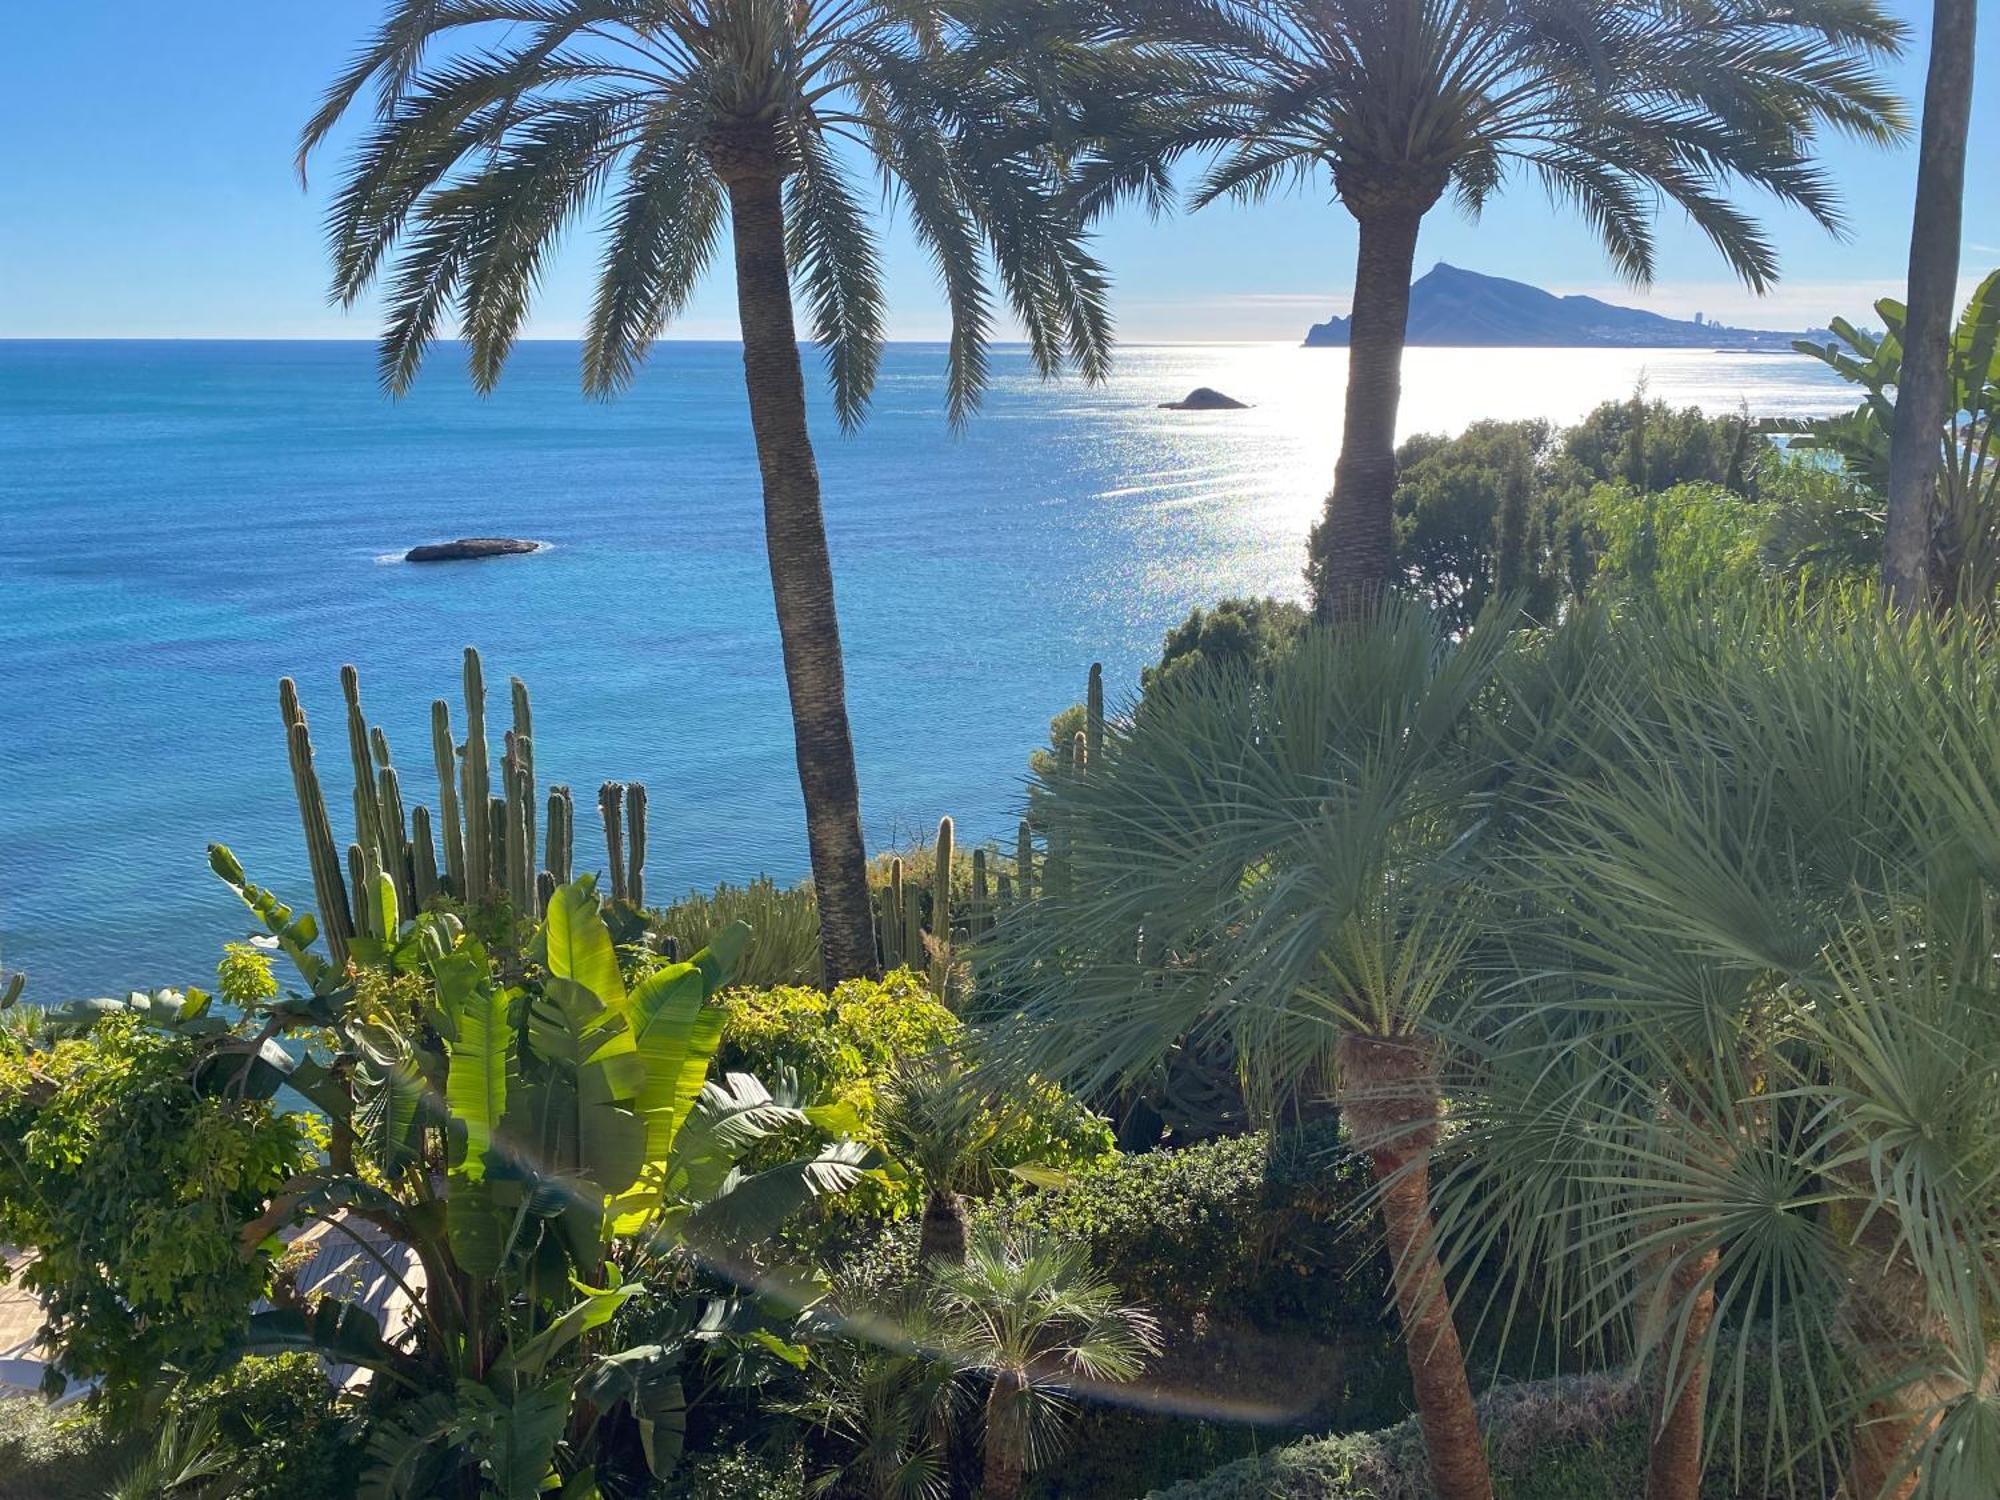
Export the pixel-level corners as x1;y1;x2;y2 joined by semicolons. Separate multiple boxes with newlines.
986;602;1513;1500
1438;599;2000;1500
928;1233;1160;1500
301;0;1115;980
1075;0;1905;617
877;1055;1013;1266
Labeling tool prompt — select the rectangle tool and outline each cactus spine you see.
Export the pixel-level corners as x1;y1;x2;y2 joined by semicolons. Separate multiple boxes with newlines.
625;783;648;910
932;816;954;943
430;700;466;897
1086;661;1105;768
600;782;627;903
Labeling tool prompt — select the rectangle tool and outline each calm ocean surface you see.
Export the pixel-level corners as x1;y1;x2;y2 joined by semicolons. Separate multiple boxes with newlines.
0;339;1850;1000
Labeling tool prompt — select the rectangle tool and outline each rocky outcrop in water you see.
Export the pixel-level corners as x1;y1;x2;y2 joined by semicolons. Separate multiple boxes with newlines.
1160;387;1249;410
404;538;541;563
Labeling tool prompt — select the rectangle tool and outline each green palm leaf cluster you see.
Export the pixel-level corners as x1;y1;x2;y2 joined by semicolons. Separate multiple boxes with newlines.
1442;598;2000;1500
986;595;2000;1499
1769;269;2000;610
302;0;1112;426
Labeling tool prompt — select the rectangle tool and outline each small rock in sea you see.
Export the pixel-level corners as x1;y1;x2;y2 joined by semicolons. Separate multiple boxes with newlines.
1159;387;1249;411
404;537;541;563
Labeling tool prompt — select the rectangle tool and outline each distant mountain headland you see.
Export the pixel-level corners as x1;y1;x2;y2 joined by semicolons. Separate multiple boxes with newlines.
1304;262;1827;349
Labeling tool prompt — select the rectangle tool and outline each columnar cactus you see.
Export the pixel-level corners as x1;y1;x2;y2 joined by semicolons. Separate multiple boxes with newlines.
412;805;440;904
1016;819;1034;903
430;699;466;897
461;649;492;899
932;816;954;943
600;782;627;903
510;677;536;863
341;665;382;852
279;678;353;963
902;871;924;966
887;857;906;966
970;846;989;934
626;783;648;910
376;762;417;915
1086;661;1105;768
545;785;574;886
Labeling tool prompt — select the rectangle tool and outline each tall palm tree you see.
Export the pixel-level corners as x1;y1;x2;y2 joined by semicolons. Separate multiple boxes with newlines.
987;603;1513;1500
302;0;1115;980
1077;0;1905;617
1884;0;1978;614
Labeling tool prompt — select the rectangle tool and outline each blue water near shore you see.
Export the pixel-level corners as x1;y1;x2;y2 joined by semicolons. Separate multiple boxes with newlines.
0;339;1850;1000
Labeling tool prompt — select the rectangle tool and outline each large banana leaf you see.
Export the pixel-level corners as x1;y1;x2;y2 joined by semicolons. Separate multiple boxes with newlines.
479;1381;569;1500
544;877;626;1008
239;1299;406;1379
208;843;337;995
682;1139;879;1249
439;942;510;1181
493;1277;642;1380
577;1343;687;1477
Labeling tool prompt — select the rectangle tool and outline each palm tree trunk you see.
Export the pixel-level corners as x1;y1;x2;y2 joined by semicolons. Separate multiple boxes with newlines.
919;1188;969;1266
1884;0;1976;615
1310;204;1426;621
982;1368;1027;1500
1644;1246;1717;1500
1338;1034;1493;1500
722;161;879;983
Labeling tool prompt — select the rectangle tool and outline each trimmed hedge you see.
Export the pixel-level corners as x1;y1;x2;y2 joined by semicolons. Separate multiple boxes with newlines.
1145;1372;1804;1500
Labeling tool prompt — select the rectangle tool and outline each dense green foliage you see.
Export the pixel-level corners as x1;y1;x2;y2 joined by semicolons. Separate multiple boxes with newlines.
0;1016;317;1406
0;1356;359;1500
1146;1375;1776;1500
1771;269;2000;607
718;970;1114;1223
654;878;825;990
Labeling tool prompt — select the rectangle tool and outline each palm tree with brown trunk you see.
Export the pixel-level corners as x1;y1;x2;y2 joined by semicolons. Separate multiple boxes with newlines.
1073;0;1905;617
301;0;1115;981
929;1233;1160;1500
1884;0;1978;614
987;603;1515;1500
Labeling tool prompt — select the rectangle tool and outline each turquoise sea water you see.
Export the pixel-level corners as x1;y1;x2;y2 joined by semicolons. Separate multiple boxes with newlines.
0;339;1850;1000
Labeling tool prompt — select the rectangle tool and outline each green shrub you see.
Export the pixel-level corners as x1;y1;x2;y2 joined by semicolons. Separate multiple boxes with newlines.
0;1396;140;1500
657;1447;808;1500
652;877;823;989
1145;1369;1808;1500
0;1016;319;1408
165;1354;361;1500
717;971;1114;1223
1584;480;1768;601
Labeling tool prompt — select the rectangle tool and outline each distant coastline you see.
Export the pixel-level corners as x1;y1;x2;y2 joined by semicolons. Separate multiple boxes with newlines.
1304;262;1830;351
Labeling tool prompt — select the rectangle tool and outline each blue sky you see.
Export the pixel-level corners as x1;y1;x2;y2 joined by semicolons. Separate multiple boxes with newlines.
1;2;1992;343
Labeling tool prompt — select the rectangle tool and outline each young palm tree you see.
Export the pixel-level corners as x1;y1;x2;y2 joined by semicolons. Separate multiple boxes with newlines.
988;603;1513;1500
877;1055;1012;1266
1439;601;2000;1500
301;0;1115;980
1884;0;1979;613
929;1233;1160;1500
1077;0;1905;617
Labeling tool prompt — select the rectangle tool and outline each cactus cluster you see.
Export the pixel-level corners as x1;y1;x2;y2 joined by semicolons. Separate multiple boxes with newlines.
277;648;653;959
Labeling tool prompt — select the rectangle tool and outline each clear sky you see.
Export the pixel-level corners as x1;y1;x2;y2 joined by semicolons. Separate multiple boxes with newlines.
1;2;1993;344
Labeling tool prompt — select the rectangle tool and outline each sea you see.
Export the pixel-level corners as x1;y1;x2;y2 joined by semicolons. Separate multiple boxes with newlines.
0;340;1852;1001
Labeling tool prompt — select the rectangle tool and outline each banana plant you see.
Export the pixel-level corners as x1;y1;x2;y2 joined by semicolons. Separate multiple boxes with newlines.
204;862;879;1498
1769;269;2000;607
